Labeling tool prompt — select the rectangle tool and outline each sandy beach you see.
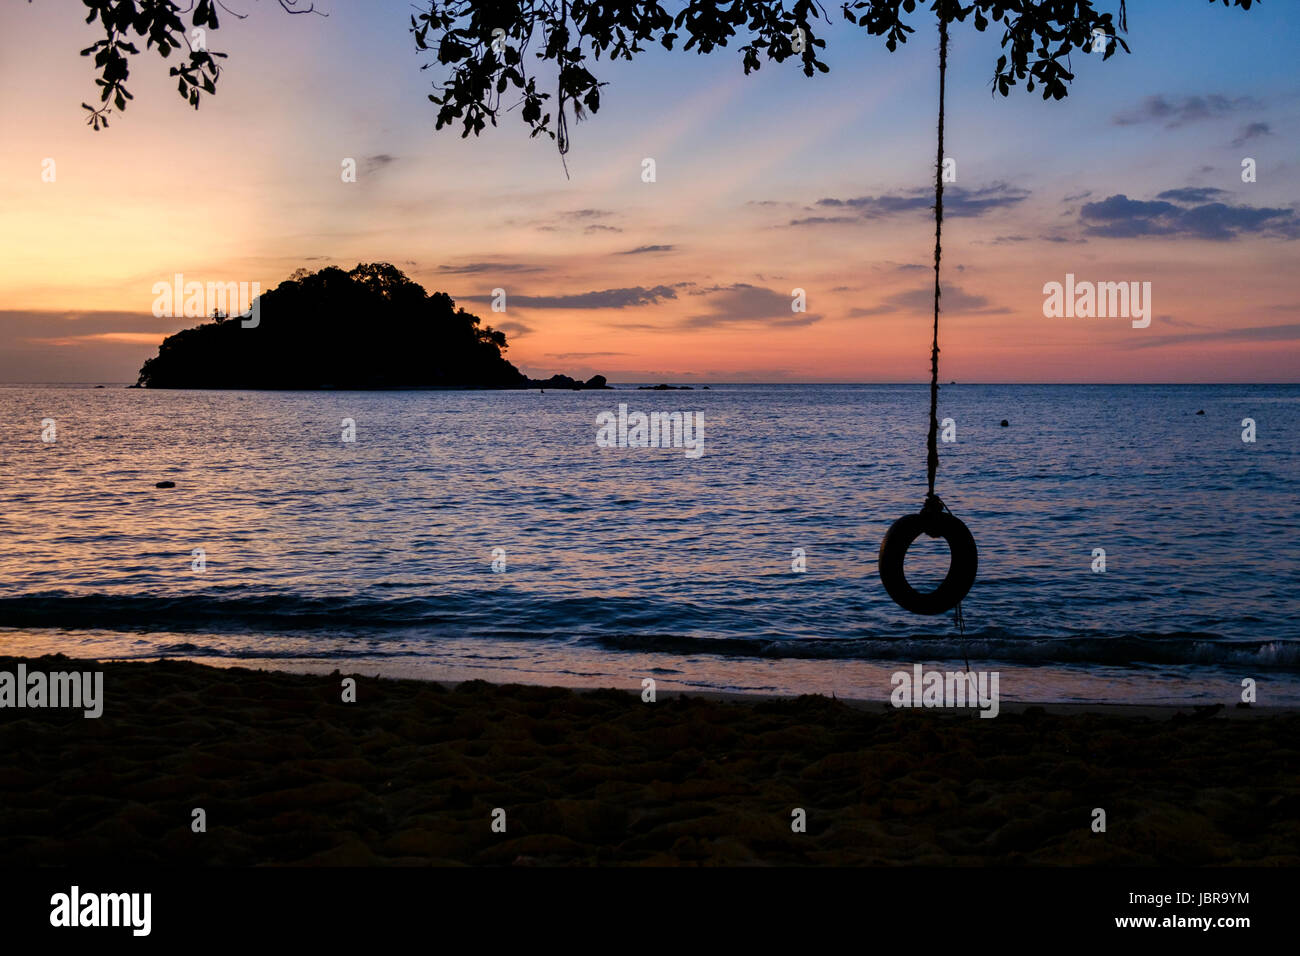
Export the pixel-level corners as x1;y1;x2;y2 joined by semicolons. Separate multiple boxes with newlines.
1;655;1296;866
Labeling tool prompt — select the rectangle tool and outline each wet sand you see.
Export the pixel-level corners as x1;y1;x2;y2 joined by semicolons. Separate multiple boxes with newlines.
1;655;1297;865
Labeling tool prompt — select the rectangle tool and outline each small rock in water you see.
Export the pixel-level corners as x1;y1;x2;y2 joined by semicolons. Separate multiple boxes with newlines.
1196;409;1205;415
1000;419;1009;427
155;481;176;489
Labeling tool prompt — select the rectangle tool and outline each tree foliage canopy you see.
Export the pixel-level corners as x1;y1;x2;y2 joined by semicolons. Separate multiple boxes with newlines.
51;0;322;130
409;0;1253;150
59;1;1257;137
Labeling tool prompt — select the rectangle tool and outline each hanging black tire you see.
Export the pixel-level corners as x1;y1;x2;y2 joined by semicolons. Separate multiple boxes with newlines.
878;511;977;615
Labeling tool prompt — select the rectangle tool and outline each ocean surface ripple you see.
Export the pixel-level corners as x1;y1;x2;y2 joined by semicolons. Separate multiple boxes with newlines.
2;384;1296;704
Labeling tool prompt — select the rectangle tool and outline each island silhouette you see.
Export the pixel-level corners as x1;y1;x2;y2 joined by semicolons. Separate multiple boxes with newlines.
134;263;609;390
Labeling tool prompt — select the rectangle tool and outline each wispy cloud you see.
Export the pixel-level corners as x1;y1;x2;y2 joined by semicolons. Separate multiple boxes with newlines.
1112;94;1260;128
546;351;630;359
680;283;822;328
1230;121;1271;147
618;245;675;255
1159;315;1210;330
523;209;622;234
0;310;191;382
493;320;534;337
787;215;856;226
787;183;1029;226
1154;187;1229;204
462;286;679;309
362;154;396;175
1128;323;1300;349
848;285;1008;317
434;261;545;275
24;331;164;347
1079;192;1297;240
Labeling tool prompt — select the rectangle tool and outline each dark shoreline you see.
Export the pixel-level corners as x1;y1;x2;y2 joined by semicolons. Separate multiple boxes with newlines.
2;655;1297;866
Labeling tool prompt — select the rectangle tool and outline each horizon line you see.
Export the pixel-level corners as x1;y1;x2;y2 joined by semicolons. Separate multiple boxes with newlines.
3;381;1297;389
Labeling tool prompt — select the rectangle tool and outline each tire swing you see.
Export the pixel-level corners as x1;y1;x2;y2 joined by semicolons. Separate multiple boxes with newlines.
878;15;977;619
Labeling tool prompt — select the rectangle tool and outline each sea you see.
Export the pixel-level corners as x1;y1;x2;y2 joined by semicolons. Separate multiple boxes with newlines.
1;383;1296;705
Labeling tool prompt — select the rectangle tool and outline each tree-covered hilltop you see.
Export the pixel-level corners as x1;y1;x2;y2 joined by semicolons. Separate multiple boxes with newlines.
134;263;608;390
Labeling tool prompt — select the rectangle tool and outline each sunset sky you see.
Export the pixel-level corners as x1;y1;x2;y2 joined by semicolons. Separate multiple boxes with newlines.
1;0;1296;383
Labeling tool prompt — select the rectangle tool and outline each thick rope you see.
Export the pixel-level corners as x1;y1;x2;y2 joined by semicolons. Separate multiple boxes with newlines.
932;15;969;643
926;14;947;499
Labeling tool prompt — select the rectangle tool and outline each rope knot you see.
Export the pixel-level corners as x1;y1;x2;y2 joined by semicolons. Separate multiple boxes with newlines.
921;492;946;536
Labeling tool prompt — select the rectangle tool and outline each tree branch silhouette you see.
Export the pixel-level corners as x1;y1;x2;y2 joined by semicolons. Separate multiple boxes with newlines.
39;0;324;130
411;1;1253;154
47;1;1256;133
